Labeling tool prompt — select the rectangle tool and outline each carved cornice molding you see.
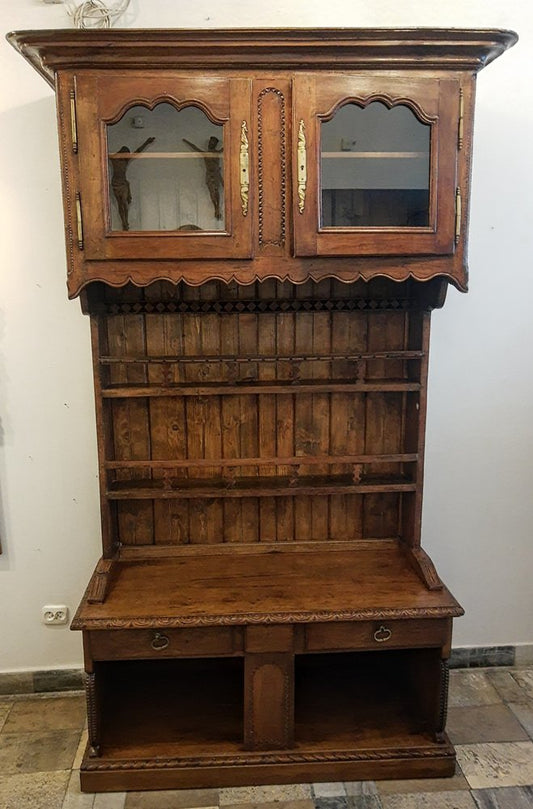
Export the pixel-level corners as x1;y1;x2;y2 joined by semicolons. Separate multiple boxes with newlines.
8;29;518;88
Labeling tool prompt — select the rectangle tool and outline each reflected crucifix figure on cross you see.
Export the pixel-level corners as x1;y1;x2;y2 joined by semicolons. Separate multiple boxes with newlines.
183;136;224;220
110;136;155;230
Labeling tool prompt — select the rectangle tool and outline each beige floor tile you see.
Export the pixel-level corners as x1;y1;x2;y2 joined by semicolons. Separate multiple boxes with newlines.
73;730;89;770
486;669;531;703
0;729;82;774
125;788;220;808
0;701;13;732
456;741;533;789
313;783;347;797
0;769;70;809
509;701;533;738
376;764;469;794
448;671;502;708
3;695;86;733
220;786;312;804
447;703;529;744
379;791;477;808
471;785;533;808
93;791;126;808
511;671;533;700
62;769;95;809
344;782;379;797
222;802;314;809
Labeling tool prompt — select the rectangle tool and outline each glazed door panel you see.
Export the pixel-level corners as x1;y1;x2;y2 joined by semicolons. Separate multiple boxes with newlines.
293;74;460;257
76;73;253;259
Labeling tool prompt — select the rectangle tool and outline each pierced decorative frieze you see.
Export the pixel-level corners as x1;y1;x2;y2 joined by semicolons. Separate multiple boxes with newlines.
104;297;411;316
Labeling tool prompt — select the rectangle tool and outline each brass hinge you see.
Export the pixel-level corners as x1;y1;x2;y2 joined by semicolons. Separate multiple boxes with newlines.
70;89;78;154
75;192;84;250
458;88;464;151
455;187;462;244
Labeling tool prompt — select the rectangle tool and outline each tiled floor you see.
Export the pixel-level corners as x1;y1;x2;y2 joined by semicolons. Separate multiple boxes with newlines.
1;667;533;809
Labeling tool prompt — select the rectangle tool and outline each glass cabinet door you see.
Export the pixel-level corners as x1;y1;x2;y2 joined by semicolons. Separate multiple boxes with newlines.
293;75;460;257
107;103;226;234
76;74;252;260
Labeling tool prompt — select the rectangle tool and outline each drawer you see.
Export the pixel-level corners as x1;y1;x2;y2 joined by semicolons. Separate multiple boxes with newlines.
305;619;450;653
88;626;242;661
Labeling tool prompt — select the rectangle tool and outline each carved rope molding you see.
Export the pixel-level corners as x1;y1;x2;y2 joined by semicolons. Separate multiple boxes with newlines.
438;659;451;736
83;743;455;771
257;87;287;246
85;672;100;756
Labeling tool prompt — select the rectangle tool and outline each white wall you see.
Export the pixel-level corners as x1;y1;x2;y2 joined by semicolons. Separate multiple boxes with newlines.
0;0;531;672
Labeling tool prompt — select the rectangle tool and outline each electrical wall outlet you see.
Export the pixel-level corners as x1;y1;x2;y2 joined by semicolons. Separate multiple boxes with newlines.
42;605;69;625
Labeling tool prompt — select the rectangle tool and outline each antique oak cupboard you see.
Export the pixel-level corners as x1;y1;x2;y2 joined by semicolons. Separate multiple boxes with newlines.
8;28;517;792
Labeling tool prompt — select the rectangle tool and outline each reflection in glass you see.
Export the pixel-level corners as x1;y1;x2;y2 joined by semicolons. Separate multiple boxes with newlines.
107;103;224;232
321;102;430;229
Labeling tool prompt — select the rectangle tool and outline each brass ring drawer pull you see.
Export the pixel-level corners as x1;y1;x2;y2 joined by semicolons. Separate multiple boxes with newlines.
373;625;392;643
151;632;170;651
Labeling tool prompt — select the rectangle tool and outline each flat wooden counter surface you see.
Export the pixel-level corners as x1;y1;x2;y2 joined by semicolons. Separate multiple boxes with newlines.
72;541;463;629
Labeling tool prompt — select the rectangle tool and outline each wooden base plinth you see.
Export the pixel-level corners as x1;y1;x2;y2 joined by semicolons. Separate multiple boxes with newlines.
80;741;456;791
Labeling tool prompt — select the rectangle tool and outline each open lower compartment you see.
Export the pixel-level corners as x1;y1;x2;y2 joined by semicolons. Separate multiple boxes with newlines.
294;648;444;749
92;646;445;761
97;657;245;759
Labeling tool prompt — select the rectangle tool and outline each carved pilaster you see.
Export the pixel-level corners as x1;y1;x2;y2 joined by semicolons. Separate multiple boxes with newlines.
436;658;450;742
85;671;101;757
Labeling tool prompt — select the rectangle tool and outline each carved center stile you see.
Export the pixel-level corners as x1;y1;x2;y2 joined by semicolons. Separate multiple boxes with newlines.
257;87;287;247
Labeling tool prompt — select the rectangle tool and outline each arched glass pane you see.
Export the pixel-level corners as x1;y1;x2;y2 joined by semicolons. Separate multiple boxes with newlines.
107;103;224;232
320;102;430;228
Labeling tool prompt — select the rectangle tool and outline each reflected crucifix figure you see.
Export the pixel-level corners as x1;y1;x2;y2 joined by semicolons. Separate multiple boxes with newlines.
183;136;223;220
110;136;155;230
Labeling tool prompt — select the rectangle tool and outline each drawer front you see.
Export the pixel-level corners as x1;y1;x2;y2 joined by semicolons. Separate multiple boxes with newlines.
305;619;450;653
88;627;241;661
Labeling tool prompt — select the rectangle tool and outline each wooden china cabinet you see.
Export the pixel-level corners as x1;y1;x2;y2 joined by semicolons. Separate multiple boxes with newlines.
9;28;516;792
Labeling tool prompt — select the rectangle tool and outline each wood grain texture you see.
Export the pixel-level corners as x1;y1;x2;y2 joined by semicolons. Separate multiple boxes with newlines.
71;541;463;630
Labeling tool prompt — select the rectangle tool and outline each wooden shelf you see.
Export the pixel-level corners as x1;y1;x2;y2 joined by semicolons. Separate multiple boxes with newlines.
106;475;417;500
101;380;420;398
321;151;428;159
109;152;222;159
104;453;418;471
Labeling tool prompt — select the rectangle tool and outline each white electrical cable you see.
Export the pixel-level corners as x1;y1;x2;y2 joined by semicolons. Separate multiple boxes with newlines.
64;0;130;29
